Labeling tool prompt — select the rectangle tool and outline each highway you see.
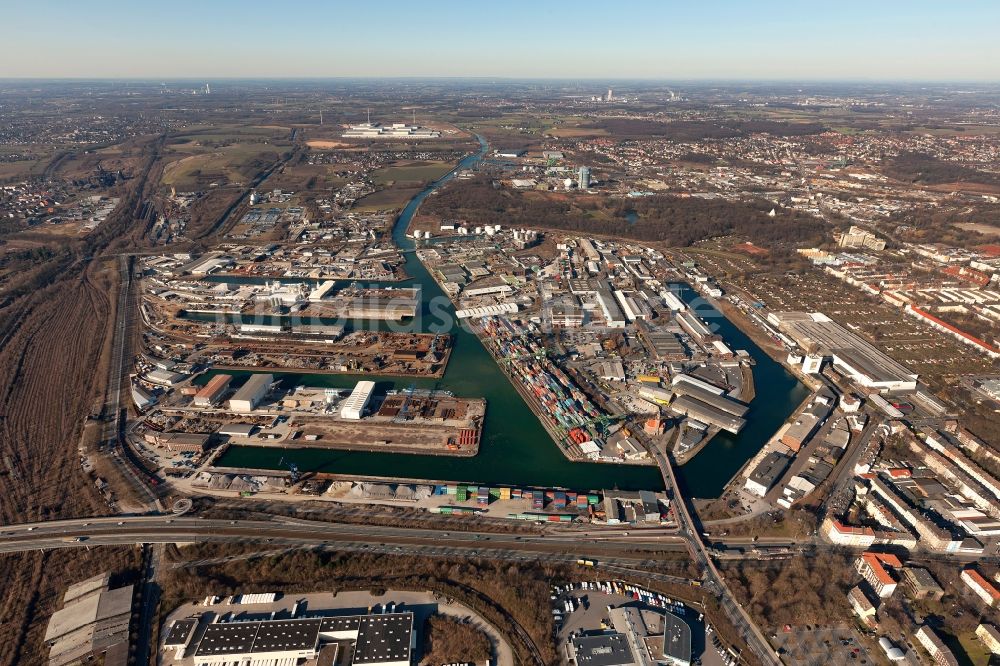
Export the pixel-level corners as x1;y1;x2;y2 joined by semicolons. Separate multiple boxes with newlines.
0;515;695;579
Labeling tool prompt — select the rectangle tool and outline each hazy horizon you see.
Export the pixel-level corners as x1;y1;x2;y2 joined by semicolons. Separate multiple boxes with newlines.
3;0;1000;81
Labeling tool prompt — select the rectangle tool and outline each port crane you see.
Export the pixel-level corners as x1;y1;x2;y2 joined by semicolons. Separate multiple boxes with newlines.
278;457;300;484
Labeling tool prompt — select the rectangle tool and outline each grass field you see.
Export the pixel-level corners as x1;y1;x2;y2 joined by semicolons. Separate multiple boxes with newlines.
955;630;989;665
0;159;47;180
372;161;453;186
161;143;281;190
262;164;347;192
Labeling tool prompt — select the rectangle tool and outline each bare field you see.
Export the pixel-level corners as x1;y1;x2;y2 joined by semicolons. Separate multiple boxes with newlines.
955;222;1000;237
353;186;423;212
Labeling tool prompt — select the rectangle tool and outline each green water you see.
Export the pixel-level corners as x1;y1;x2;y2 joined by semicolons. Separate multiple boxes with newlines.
214;138;807;496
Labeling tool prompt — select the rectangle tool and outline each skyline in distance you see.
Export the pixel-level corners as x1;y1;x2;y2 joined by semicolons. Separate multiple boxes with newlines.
2;0;1000;81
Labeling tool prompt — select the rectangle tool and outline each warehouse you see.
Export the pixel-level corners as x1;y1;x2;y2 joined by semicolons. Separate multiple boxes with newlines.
668;394;746;434
596;287;626;328
640;329;688;360
670;383;748;417
570;633;636;666
45;573;133;666
671;373;724;395
227;374;273;413
781;413;820;452
768;312;917;392
185;612;414;666
194;374;232;407
341;380;376;420
744;450;792;497
676;312;713;342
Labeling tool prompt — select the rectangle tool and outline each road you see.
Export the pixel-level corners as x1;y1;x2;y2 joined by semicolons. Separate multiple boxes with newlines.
652;448;781;666
0;515;698;581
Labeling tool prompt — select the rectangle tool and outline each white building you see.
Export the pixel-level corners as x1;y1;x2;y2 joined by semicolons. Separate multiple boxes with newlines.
228;374;273;413
341;381;376;420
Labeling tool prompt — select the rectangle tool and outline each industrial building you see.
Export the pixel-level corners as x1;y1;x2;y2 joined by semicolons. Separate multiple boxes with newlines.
596;286;627;328
45;573;133;666
194;374;232;407
670;383;747;417
744;450;792;497
768;311;918;392
342;121;440;139
341;380;376;420
668;394;746;434
570;633;636;666
676;312;713;342
227;373;273;413
166;612;415;666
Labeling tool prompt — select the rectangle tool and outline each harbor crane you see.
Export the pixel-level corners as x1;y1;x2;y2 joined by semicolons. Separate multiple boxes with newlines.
278;457;300;484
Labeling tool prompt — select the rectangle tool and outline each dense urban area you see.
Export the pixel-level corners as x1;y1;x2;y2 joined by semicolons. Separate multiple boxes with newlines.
1;77;1000;666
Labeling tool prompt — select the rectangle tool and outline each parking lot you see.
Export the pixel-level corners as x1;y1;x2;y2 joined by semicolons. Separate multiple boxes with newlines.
771;624;875;666
551;580;735;666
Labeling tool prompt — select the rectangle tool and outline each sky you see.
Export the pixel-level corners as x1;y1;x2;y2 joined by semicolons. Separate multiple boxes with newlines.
2;0;999;81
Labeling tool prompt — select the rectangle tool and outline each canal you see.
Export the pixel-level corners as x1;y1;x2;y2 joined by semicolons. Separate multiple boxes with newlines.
214;138;807;496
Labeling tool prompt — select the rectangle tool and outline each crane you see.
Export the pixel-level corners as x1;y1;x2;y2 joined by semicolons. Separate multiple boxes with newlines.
278;456;300;484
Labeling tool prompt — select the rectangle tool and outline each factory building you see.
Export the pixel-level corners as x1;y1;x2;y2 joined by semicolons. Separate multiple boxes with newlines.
228;374;273;413
639;328;688;360
171;612;415;666
660;290;687;312
194;374;232;407
341;381;376;420
676;312;713;343
670;383;747;417
343;122;440;139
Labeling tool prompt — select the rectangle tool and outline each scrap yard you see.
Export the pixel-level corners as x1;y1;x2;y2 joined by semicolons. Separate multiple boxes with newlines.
136;375;485;469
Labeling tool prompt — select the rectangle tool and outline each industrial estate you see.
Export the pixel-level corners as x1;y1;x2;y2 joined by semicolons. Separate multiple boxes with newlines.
3;19;1000;666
